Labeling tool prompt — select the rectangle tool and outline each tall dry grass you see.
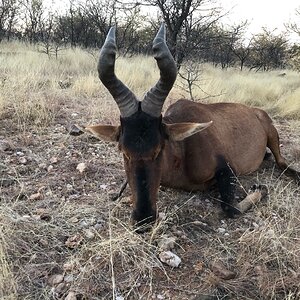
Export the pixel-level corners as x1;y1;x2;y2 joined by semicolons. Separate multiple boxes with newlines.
1;41;300;127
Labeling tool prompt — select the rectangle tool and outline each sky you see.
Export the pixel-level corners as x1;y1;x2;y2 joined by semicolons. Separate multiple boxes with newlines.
220;0;300;42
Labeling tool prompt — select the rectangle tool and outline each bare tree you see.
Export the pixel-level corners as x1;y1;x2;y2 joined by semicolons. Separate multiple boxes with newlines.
229;22;252;70
83;0;117;44
286;7;300;37
0;0;18;41
139;0;224;67
21;0;45;43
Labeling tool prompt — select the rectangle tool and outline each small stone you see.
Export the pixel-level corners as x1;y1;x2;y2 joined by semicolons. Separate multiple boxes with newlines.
29;192;42;201
47;165;54;172
68;124;84;136
69;216;79;223
39;163;47;169
64;274;74;283
66;184;73;191
63;262;75;271
76;162;86;173
159;251;181;267
217;227;226;234
65;234;83;249
55;282;67;294
94;223;105;231
50;157;58;164
84;229;95;240
79;220;88;228
19;157;27;164
48;274;64;286
65;291;77;300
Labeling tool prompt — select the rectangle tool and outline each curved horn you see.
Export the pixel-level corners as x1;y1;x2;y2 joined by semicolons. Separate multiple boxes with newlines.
98;27;139;118
141;23;177;117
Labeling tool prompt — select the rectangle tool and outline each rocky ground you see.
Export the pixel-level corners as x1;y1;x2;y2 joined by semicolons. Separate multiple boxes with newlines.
1;101;300;299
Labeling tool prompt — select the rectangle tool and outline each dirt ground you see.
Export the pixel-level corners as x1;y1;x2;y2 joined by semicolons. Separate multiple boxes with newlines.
1;97;300;300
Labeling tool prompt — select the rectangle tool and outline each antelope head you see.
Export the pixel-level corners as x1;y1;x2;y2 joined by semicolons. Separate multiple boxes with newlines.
87;24;211;228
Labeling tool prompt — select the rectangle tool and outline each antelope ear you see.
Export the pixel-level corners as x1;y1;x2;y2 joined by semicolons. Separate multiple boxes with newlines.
85;125;120;142
164;121;213;141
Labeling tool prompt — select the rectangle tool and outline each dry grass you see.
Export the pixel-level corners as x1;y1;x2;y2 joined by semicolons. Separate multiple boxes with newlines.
1;41;300;125
0;41;300;299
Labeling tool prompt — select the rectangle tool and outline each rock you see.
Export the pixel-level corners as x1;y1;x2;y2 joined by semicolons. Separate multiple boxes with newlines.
68;124;84;136
210;261;236;280
65;234;83;249
69;216;79;223
76;162;86;173
64;274;74;283
47;165;54;172
157;236;176;251
55;282;67;294
50;157;58;164
38;163;47;169
217;227;226;234
29;192;42;201
94;223;105;230
63;262;76;271
159;251;181;267
66;184;73;191
18;157;27;164
65;291;77;300
48;274;64;286
83;228;95;240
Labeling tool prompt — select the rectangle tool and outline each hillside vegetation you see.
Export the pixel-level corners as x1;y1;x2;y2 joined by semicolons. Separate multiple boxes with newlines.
0;42;300;299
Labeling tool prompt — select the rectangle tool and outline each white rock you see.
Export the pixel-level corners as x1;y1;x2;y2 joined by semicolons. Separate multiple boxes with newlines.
159;251;181;267
48;274;64;286
50;157;58;164
19;157;27;164
65;292;77;300
217;227;226;234
84;229;95;239
76;162;86;173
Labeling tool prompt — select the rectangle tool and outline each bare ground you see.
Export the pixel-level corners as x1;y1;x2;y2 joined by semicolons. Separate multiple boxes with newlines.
1;96;300;300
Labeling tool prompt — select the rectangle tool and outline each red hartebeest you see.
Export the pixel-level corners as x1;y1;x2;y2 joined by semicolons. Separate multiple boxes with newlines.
87;24;300;227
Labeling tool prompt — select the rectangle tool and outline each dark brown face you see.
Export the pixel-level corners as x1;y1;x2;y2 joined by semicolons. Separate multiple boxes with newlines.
118;109;166;227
